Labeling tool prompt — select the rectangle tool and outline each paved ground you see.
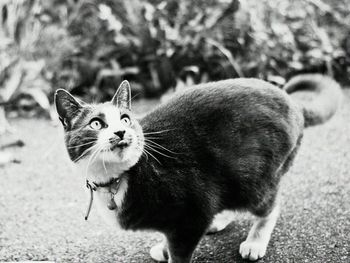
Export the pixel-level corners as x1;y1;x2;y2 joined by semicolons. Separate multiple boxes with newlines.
0;92;349;263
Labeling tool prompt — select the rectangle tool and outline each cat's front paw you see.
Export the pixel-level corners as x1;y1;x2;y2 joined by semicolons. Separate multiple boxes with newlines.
239;240;267;261
150;242;168;262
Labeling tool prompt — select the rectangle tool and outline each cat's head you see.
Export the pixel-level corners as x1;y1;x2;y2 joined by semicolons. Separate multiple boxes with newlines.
54;81;144;171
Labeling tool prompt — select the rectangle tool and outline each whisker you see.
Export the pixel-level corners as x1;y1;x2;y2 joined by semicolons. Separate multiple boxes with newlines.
68;137;97;141
145;143;177;157
143;136;162;140
85;146;104;177
68;141;96;149
66;134;97;144
144;144;176;160
143;148;161;165
73;144;98;163
143;129;175;135
84;147;99;168
91;145;104;165
144;143;176;156
102;150;108;174
85;145;103;177
66;126;88;134
142;149;149;161
131;93;141;102
144;139;179;154
138;144;149;161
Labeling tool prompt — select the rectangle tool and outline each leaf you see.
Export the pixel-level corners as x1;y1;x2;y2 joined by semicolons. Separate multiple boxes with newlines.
206;38;244;77
98;4;123;32
0;62;24;101
24;88;50;111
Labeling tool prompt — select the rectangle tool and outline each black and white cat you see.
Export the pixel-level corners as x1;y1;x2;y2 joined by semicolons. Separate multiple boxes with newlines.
55;75;341;262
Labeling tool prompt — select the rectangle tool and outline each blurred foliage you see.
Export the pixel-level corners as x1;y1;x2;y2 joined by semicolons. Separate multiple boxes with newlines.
0;0;349;118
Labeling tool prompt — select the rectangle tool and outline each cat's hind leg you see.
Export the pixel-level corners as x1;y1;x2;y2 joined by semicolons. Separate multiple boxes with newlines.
239;204;279;261
206;210;235;234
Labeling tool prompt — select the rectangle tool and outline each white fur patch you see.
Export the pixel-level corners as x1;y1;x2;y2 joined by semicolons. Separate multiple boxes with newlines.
150;242;167;262
239;240;268;261
93;177;128;228
239;205;280;261
207;210;235;234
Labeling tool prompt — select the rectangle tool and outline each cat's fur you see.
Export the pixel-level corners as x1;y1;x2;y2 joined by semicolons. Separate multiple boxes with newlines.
55;75;341;262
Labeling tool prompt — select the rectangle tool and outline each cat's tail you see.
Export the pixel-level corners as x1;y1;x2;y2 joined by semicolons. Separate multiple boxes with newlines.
283;74;342;128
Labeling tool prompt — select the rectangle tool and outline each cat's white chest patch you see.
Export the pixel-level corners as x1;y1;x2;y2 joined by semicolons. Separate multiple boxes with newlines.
92;178;128;228
76;160;128;228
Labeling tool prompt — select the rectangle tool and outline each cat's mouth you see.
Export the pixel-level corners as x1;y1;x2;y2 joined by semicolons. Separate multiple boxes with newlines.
110;139;131;151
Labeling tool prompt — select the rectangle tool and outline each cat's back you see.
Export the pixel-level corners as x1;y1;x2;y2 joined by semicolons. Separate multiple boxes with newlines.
174;78;287;102
142;78;303;136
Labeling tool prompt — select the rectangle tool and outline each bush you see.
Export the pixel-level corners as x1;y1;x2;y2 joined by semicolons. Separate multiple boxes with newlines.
55;0;350;100
0;0;349;117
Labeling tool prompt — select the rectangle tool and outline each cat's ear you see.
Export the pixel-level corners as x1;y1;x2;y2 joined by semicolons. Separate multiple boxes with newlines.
54;89;83;128
111;80;131;110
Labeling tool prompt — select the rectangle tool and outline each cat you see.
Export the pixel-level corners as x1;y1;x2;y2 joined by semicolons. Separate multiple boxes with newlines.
55;75;341;263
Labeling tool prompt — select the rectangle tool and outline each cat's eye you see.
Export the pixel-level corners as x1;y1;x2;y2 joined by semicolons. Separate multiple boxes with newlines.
121;114;131;126
89;119;103;130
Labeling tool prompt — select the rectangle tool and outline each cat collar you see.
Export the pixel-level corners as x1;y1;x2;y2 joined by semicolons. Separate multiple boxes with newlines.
84;177;122;221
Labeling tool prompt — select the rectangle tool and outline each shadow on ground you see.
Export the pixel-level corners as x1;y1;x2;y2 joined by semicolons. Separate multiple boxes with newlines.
0;92;349;262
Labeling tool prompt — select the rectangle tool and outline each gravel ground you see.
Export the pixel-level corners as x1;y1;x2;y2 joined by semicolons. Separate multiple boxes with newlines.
0;92;349;263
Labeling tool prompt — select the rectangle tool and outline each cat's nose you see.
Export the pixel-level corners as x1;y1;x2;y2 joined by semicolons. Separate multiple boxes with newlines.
114;130;125;139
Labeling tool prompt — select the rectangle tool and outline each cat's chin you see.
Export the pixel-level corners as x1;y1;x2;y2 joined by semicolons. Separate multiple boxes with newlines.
77;148;142;184
100;149;129;163
95;143;143;172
